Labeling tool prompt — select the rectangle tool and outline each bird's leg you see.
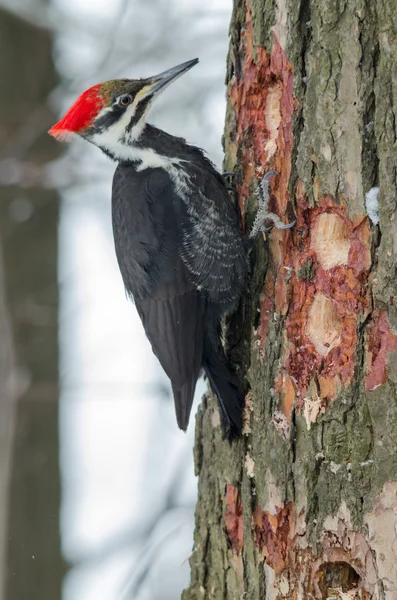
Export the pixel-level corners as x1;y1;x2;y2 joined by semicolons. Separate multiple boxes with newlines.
250;170;296;238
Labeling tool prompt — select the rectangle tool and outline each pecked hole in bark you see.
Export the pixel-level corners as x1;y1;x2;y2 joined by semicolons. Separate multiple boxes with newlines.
306;293;342;356
317;561;360;598
310;213;351;270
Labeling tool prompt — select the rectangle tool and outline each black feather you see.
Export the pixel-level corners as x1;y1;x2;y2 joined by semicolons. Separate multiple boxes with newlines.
111;125;248;435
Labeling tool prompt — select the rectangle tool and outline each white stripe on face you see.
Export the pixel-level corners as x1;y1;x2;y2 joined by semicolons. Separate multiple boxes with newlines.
90;92;153;158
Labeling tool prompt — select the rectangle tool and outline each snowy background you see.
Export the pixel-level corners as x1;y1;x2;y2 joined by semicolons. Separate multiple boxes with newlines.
0;0;231;599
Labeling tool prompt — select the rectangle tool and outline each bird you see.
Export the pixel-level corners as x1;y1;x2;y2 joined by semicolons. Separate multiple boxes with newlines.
48;59;289;439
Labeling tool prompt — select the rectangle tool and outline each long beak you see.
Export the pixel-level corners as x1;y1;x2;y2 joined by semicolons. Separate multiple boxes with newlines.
142;58;199;99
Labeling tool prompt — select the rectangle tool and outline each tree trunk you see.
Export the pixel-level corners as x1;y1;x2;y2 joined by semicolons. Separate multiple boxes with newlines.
184;1;397;599
0;8;64;600
0;247;17;600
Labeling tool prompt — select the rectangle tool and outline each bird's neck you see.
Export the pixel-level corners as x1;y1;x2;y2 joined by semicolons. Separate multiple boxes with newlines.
97;123;195;172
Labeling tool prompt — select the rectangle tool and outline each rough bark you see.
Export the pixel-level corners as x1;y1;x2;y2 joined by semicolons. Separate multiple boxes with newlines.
184;1;397;599
0;8;64;600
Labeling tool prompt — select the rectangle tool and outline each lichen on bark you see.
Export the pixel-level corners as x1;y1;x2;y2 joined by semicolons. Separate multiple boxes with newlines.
184;0;397;598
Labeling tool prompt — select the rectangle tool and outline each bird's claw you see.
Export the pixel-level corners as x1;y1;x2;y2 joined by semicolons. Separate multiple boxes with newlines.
262;170;280;182
250;171;295;238
222;171;236;188
223;171;238;206
259;217;296;234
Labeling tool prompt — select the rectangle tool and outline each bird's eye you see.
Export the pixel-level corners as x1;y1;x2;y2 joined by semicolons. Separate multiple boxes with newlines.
118;94;133;107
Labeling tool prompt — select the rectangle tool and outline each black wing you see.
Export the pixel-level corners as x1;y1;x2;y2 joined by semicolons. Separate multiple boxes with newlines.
112;164;205;429
176;162;249;313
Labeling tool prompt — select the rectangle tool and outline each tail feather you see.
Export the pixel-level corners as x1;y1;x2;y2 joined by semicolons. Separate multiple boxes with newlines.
203;335;244;439
172;378;197;431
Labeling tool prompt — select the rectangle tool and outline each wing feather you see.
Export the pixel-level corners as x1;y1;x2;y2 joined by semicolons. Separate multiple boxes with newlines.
112;164;206;429
176;165;249;312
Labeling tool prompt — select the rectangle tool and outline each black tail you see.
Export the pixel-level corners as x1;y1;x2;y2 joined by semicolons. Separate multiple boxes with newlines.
172;377;197;432
203;324;244;439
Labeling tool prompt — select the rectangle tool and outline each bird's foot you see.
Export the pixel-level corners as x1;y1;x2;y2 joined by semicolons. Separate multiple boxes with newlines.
250;171;296;238
223;171;238;206
222;171;236;188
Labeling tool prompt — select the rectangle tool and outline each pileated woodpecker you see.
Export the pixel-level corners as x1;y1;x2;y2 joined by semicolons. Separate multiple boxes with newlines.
49;59;291;438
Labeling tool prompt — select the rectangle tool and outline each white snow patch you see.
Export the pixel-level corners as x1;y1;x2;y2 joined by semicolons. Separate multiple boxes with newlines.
365;186;379;225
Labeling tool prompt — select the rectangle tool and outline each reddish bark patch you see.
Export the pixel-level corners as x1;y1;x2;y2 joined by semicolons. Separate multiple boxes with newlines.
227;0;297;354
228;0;297;221
225;484;244;553
283;193;372;407
365;311;397;391
253;502;295;573
274;371;296;422
318;374;341;399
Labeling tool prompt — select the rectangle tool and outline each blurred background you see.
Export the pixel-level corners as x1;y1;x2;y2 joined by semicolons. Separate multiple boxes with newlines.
0;1;231;598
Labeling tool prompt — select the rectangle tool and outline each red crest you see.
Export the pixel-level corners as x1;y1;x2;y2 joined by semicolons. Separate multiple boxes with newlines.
49;84;105;140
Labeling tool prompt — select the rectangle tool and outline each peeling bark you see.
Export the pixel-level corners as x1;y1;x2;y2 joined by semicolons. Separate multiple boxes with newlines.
184;0;397;598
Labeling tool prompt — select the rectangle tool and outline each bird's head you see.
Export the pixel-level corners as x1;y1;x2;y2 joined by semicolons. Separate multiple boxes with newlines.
49;58;198;157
